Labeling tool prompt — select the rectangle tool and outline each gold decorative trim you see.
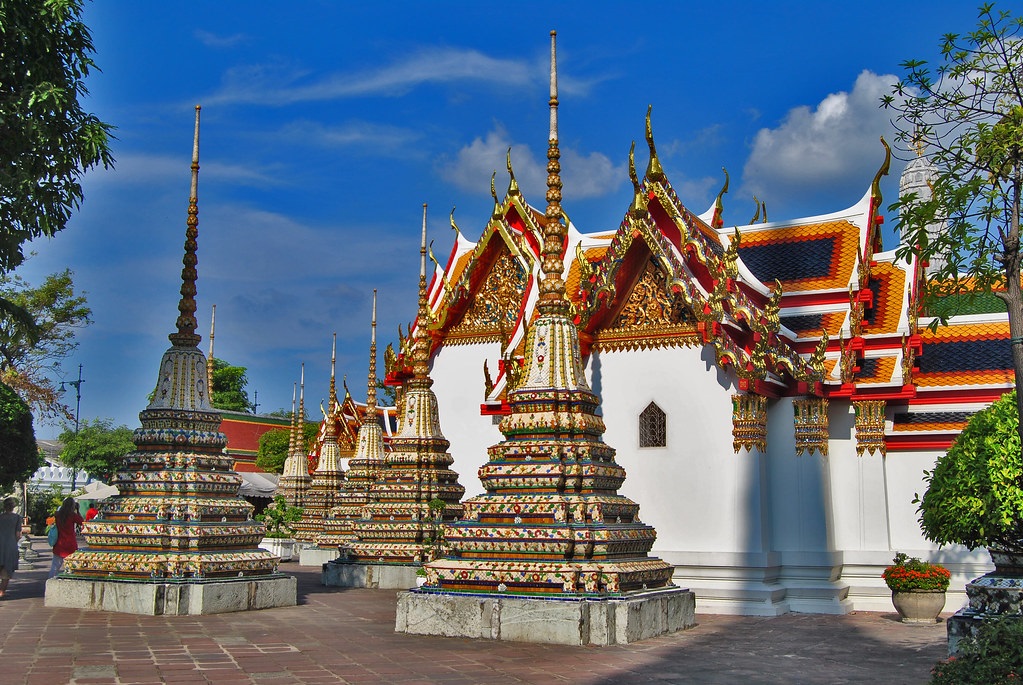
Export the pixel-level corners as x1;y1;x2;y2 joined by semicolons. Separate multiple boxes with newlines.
854;399;886;456
793;398;828;456
732;394;768;454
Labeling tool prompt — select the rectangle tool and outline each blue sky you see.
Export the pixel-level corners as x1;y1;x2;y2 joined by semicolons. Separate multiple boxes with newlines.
22;0;987;437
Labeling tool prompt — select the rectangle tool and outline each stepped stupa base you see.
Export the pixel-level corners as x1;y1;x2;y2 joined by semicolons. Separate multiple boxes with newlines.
323;560;420;589
395;586;696;646
44;574;297;616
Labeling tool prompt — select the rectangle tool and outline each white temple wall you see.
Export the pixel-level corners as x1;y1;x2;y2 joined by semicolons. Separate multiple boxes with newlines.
588;345;770;555
429;342;503;499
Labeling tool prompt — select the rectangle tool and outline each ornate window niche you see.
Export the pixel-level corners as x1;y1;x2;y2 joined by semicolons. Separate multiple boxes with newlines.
639;402;667;448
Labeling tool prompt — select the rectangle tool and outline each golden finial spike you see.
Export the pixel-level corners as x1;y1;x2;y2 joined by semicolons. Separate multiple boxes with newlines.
750;196;761;224
366;289;378;418
170;105;203;348
491;172;500;215
298;362;305;454
645;105;665;181
329;332;337;406
449;206;462;241
538;30;567;309
872;136;892;207
413;204;432;381
287;381;297;456
506;148;520;196
713;168;730;229
761;200;768;224
206;303;216;397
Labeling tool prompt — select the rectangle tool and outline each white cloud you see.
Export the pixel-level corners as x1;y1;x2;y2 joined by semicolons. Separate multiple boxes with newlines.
85;153;277;188
742;70;900;209
439;125;626;201
278;120;423;154
204;48;538;107
194;30;248;49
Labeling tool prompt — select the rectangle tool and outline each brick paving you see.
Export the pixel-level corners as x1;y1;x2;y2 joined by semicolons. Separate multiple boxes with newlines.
1;540;949;684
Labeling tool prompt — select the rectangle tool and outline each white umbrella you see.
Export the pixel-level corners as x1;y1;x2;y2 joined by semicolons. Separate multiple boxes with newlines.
78;480;119;500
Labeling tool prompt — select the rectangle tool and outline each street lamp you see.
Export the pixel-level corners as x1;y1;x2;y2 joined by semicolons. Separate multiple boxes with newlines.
59;364;84;490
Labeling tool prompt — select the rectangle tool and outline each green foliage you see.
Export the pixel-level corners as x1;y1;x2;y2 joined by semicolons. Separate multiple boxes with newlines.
58;418;134;481
0;0;115;274
0;269;90;419
918;391;1023;551
931;617;1023;684
211;357;252;412
0;380;40;490
26;483;64;534
255;495;302;538
255;423;317;474
882;552;951;592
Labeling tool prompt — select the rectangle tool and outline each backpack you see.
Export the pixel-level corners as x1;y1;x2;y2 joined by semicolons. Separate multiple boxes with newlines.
47;524;58;547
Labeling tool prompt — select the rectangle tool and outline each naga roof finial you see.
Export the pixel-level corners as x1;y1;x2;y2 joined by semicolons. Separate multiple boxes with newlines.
872;136;892;208
628;141;647;217
491;172;502;218
506;148;520;196
713;168;730;229
449;206;462;242
170;105;203;349
645;105;665;182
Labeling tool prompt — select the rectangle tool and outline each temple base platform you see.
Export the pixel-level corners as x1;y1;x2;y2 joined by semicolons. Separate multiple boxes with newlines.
322;560;420;589
395;586;695;646
300;546;341;567
44;574;297;615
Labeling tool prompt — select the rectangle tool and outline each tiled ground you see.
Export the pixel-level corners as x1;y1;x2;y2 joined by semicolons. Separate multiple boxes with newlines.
1;541;949;684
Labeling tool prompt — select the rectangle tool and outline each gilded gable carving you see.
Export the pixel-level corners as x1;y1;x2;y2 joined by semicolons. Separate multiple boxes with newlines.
593;258;699;352
447;251;528;344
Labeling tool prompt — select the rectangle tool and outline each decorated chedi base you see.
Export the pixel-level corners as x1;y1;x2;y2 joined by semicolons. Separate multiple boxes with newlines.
299;335;349;565
44;107;296;615
324;206;465;589
396;34;693;646
317;292;386;562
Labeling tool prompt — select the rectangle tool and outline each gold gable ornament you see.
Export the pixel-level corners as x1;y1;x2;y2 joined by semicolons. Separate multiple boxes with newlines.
792;398;829;456
854;399;887;456
732;394;768;453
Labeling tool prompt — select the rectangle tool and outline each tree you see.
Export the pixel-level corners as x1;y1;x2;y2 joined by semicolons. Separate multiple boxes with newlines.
58;418;134;481
0;380;41;490
0;269;90;419
883;4;1023;436
211;357;253;412
255;423;318;474
0;0;115;274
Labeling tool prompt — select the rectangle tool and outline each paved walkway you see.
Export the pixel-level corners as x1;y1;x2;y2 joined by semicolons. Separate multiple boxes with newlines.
1;541;950;684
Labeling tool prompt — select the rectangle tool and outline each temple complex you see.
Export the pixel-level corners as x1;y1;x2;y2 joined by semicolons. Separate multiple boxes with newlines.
44;107;296;615
376;33;1013;617
395;33;695;645
322;206;466;588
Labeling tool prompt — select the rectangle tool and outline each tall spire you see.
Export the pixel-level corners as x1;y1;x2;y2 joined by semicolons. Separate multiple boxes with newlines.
170;105;202;348
366;289;378;418
412;204;432;382
539;31;567;311
329;332;338;413
287;382;297;457
206;303;216;399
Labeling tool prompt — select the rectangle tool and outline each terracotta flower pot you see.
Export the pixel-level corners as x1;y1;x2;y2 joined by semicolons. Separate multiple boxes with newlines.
891;590;946;623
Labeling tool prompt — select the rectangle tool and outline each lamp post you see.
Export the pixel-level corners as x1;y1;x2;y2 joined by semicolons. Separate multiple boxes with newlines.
60;364;84;491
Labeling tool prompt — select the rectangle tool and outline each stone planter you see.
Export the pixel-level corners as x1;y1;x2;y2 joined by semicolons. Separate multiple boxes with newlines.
892;590;946;623
258;537;295;561
949;548;1023;654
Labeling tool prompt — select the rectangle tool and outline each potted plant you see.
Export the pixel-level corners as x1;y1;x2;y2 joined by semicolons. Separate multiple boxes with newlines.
883;552;951;623
256;495;303;561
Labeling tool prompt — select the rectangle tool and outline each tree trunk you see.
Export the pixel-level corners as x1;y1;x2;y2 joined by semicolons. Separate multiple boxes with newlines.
1006;175;1023;445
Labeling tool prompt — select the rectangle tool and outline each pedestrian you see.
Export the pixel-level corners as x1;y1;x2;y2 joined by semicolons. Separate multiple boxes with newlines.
49;496;84;578
85;502;99;521
0;497;22;598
